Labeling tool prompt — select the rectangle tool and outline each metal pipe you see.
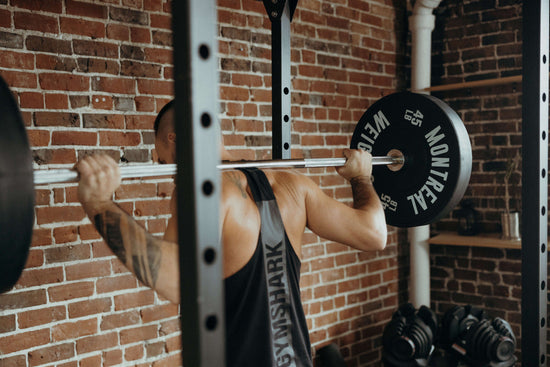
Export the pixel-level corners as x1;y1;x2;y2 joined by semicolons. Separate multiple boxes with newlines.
33;155;404;185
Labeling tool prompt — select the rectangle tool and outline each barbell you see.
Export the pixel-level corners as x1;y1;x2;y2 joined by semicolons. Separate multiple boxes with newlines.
0;74;472;293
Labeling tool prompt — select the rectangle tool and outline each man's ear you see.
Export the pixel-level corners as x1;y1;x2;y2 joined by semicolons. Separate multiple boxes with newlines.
167;132;176;143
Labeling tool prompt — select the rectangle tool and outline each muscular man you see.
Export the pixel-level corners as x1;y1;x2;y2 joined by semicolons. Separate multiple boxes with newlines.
76;102;387;367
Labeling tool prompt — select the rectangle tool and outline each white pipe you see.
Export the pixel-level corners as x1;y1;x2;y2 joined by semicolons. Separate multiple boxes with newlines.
408;0;442;309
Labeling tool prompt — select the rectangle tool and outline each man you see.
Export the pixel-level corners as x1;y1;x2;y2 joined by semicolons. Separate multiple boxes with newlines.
75;101;387;367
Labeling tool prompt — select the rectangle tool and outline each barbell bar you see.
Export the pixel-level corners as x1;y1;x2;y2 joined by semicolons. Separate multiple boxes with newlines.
0;69;473;293
33;156;404;185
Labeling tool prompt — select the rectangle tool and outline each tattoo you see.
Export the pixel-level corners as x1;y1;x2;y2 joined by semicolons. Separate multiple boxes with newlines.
94;209;162;287
227;171;248;198
94;212;126;263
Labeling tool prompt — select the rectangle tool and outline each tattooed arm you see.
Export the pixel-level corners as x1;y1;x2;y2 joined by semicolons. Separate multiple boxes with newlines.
76;154;180;304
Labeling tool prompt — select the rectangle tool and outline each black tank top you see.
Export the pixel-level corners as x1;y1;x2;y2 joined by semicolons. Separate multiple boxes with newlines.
225;168;312;367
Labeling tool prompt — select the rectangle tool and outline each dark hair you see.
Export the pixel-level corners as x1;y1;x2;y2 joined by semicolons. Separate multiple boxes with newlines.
153;99;175;135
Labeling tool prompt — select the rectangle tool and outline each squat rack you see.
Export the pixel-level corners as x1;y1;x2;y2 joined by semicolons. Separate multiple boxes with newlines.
171;0;549;366
171;0;298;365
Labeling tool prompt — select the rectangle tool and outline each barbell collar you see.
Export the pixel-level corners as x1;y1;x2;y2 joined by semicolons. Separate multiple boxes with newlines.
33;155;403;185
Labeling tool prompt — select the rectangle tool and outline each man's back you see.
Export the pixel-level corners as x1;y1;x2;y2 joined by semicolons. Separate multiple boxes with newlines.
221;169;307;277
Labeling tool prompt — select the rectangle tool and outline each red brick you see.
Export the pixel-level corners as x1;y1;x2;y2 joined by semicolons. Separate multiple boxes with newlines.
73;39;118;58
137;78;173;95
97;274;137;294
18;306;66;329
35;206;85;225
0;50;34;70
0;9;10;28
52;131;97;146
93;77;135;94
99;131;141;146
68;297;112;318
125;344;144;361
150;13;171;29
16;266;64;288
103;349;123;366
45;93;69;109
27;129;50;147
140;303;179;323
48;281;95;302
60;16;105;38
134;199;170;217
79;355;102;367
114;289;156;311
66;0;107;18
135;96;156;111
52;318;97;341
14;12;58;33
121;324;158;344
107;23;130;41
76;332;118;354
0;328;50;354
39;73;89;92
65;260;111;281
82;113;125;129
126;114;154;129
2;70;37;88
100;310;141;331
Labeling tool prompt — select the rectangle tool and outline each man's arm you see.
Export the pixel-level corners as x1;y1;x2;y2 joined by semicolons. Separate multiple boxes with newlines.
76;154;180;304
304;149;387;252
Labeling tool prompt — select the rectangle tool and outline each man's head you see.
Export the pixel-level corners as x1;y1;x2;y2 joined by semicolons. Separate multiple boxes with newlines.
154;100;176;164
153;100;234;164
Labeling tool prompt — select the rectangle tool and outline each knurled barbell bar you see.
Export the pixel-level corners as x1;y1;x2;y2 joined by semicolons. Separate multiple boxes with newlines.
0;74;472;294
33;156;404;185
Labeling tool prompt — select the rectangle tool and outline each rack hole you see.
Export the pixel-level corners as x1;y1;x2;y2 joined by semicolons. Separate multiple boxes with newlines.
284;87;289;95
284;142;290;150
544;55;547;64
543;169;546;178
201;113;212;128
543;93;547;102
199;44;210;60
543;131;547;140
202;181;214;196
542;206;546;216
284;115;289;122
205;315;218;330
542;243;546;253
204;248;216;264
542;281;546;290
542;317;546;328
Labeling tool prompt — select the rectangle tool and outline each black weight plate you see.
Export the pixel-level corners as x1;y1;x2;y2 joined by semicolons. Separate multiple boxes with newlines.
350;92;472;227
0;74;34;293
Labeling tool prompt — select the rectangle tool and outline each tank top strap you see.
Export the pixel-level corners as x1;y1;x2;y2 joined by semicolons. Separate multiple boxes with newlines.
237;167;275;202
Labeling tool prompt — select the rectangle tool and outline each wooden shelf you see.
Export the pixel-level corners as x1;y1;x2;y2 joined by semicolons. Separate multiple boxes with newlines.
428;232;521;250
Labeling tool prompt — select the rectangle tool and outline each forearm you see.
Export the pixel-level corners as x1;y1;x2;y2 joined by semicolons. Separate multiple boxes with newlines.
350;175;379;209
86;201;180;303
349;175;387;249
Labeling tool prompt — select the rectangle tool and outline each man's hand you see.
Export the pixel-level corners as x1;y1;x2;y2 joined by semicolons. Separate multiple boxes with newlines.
336;149;373;182
75;154;121;215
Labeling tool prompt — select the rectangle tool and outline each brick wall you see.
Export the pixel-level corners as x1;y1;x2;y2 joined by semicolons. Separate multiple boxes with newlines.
0;1;406;366
429;0;524;364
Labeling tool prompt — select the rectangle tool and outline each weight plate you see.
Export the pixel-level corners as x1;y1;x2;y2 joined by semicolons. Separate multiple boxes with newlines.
350;92;472;227
0;74;34;293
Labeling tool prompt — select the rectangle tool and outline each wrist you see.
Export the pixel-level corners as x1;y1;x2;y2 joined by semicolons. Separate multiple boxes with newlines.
81;200;113;218
350;175;372;185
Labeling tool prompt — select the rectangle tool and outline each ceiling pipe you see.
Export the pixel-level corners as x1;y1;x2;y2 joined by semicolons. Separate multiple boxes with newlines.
408;0;442;309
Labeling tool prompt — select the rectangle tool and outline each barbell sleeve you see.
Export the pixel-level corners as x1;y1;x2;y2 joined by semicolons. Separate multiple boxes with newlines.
33;155;404;185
